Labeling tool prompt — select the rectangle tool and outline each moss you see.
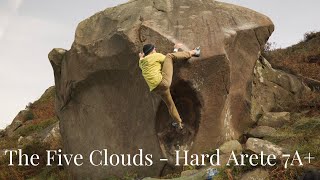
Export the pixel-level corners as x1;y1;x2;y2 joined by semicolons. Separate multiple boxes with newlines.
103;172;140;180
23;110;35;121
293;116;320;131
104;176;120;180
264;114;320;174
122;172;139;180
0;136;18;149
0;140;68;180
0;86;59;179
16;117;58;137
161;172;181;179
213;157;263;180
212;114;320;179
26;166;71;180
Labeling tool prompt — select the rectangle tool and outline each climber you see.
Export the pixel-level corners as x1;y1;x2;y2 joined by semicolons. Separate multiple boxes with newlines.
138;43;200;129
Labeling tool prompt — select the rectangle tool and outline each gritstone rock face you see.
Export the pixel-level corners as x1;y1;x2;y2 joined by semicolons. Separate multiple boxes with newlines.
49;0;274;178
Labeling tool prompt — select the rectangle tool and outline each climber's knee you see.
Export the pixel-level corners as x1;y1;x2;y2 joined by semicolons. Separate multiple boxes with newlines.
162;81;170;90
166;53;175;59
154;81;170;93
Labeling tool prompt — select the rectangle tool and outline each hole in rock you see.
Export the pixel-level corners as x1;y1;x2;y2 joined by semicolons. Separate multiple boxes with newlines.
155;80;201;164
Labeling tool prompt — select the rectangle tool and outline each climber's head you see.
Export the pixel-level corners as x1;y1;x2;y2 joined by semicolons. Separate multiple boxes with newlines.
143;44;156;56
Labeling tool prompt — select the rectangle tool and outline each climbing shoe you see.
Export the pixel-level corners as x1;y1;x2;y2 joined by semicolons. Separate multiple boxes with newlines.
193;46;201;57
172;122;178;127
172;122;183;129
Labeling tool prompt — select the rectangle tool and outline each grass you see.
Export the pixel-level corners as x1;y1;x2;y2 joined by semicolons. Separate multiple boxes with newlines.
265;115;320;157
264;114;320;179
26;166;71;180
210;154;271;180
16;117;58;137
0;86;61;180
196;113;320;180
0;140;68;180
0;136;18;149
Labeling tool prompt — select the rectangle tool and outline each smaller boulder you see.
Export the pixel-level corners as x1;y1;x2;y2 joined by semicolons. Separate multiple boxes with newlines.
258;112;290;128
246;138;283;157
18;135;34;147
248;126;276;138
219;140;243;154
43;122;61;143
42;122;62;149
240;168;269;180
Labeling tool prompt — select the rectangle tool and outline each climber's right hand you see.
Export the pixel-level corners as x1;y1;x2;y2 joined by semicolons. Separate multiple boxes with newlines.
139;52;144;59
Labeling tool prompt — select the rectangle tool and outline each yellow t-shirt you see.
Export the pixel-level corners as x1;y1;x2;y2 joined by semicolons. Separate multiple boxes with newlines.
139;53;166;91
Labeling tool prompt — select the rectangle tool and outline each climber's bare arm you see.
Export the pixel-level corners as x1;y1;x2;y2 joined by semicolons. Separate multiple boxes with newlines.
173;43;198;56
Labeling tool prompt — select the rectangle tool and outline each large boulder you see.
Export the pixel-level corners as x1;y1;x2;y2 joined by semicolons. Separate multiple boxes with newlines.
49;0;273;178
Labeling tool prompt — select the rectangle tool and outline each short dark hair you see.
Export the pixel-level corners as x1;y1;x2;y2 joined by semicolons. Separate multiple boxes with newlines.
143;44;155;56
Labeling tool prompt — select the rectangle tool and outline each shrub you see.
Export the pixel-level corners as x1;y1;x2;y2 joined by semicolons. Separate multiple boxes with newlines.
304;31;318;42
26;102;34;109
0;140;69;179
17;117;58;137
297;91;320;114
264;41;277;52
23;110;34;121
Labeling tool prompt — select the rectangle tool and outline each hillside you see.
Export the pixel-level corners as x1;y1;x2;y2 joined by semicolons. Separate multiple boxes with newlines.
265;31;320;82
0;87;68;179
264;32;320;115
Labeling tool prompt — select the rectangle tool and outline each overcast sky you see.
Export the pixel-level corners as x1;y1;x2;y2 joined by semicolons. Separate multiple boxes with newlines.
0;0;319;129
